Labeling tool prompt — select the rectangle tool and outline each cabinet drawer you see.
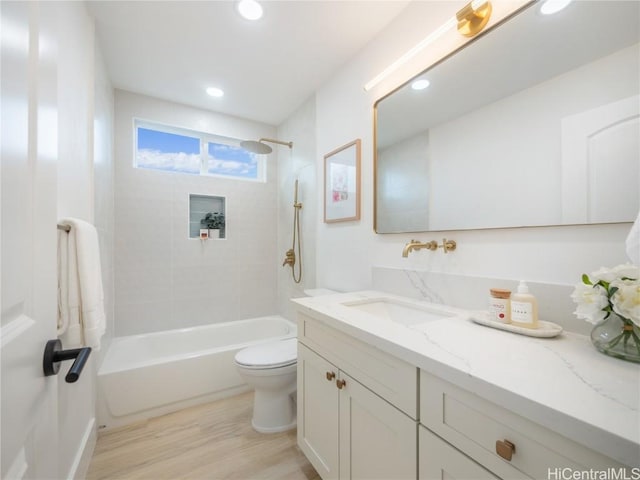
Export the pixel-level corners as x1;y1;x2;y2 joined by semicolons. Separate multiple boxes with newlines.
298;312;418;419
419;426;500;480
420;370;624;479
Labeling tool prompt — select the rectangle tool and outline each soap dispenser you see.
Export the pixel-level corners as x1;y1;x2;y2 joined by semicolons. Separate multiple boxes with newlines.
510;281;538;329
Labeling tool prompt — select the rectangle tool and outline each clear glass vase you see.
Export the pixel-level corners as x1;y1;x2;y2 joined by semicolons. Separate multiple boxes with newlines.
590;314;640;363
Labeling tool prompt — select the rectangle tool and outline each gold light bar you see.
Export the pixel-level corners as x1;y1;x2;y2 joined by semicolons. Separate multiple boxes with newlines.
364;0;492;92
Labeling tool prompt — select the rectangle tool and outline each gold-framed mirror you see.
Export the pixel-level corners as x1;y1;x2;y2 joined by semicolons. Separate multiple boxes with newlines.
374;1;639;233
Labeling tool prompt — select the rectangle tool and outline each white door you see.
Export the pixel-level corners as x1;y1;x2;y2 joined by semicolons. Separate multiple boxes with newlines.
561;95;640;224
1;2;60;478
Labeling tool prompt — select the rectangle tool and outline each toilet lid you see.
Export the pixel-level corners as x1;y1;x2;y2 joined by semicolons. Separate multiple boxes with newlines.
235;338;297;369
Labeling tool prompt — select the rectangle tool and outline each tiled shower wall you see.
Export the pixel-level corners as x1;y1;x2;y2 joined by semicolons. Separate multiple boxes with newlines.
277;97;318;320
113;90;278;336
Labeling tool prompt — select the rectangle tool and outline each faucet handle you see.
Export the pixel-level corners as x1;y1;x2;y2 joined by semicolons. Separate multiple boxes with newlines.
282;249;296;267
438;238;457;253
426;240;438;251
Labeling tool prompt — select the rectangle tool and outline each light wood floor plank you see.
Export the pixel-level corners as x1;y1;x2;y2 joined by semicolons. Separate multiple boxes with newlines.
87;391;320;480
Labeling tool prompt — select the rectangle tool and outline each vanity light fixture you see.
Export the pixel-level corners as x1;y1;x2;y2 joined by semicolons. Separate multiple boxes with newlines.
206;86;224;97
237;0;264;21
411;79;431;90
539;0;572;15
456;0;492;37
364;0;492;92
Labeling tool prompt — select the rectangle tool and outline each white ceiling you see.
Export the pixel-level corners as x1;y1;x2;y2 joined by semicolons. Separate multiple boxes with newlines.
87;0;410;126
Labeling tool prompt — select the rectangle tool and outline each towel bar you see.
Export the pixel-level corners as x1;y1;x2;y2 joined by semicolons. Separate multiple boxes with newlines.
57;224;71;232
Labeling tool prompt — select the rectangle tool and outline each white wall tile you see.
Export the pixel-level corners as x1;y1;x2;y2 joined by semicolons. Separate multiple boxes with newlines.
115;300;173;336
115;267;172;305
114;91;278;335
276;98;318;320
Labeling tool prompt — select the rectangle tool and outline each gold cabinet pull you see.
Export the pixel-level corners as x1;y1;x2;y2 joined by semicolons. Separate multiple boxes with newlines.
336;379;346;389
326;371;336;381
495;439;516;461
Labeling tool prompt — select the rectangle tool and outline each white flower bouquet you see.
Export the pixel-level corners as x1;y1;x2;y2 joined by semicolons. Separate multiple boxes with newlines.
571;264;640;362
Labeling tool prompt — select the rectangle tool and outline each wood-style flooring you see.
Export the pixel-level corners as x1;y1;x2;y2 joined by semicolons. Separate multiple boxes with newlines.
87;391;320;480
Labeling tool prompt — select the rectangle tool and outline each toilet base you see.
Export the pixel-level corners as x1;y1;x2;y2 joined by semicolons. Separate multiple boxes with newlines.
250;389;296;434
251;417;296;434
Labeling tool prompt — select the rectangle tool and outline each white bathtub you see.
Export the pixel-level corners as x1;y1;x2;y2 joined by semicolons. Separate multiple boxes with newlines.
97;315;296;429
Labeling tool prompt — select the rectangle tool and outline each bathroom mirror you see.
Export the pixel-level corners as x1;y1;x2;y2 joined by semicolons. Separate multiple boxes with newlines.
374;1;640;233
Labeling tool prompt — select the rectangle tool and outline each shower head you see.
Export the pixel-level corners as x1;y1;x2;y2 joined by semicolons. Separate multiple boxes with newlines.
240;137;293;154
240;140;273;154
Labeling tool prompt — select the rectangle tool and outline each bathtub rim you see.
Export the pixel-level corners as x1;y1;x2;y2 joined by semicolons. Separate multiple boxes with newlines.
99;315;297;376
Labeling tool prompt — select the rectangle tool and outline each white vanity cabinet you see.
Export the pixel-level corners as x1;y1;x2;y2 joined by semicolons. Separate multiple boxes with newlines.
419;370;627;480
297;313;417;480
293;292;638;480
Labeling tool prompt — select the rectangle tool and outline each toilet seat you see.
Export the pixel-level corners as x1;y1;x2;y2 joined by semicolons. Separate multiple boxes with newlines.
235;338;297;370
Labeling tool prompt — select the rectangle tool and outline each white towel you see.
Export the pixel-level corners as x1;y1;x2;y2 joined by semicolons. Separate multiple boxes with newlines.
57;218;106;350
627;210;640;265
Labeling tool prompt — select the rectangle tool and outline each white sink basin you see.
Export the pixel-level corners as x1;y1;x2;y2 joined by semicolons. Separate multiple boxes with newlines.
341;297;458;327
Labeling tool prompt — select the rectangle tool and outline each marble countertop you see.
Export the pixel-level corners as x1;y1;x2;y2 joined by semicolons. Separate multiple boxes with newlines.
292;290;640;467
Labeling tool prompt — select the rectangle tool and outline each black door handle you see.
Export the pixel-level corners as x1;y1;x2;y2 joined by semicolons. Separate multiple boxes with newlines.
43;339;91;383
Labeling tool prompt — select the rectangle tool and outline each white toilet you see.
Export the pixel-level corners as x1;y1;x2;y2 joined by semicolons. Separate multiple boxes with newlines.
234;337;298;433
234;289;337;433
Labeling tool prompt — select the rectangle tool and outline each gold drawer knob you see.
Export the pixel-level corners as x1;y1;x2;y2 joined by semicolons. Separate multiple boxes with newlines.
326;371;336;381
336;379;346;389
496;439;516;461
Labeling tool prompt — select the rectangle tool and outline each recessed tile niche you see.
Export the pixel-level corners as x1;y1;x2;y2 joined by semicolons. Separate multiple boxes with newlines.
189;194;226;239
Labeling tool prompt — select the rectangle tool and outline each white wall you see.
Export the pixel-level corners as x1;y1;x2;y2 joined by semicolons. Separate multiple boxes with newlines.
55;2;114;478
113;91;278;336
94;41;115;357
57;4;94;222
277;97;317;319
307;1;633;298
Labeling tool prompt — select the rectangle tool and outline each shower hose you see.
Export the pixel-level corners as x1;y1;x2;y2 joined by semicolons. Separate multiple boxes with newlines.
290;188;302;284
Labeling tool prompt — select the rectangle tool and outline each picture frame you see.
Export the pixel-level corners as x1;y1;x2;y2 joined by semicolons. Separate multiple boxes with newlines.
324;139;361;223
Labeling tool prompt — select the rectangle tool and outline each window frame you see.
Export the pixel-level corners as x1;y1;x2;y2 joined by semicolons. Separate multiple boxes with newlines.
133;119;266;182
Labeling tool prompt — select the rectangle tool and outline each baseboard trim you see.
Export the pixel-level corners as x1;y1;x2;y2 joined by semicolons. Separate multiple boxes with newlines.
66;417;97;480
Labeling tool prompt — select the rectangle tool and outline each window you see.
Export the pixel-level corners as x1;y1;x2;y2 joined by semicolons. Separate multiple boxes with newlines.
207;142;258;179
136;127;201;174
134;120;264;181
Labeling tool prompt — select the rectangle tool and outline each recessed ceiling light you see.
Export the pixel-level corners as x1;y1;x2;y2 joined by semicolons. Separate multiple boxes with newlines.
206;87;224;98
411;79;430;91
540;0;572;15
237;0;263;21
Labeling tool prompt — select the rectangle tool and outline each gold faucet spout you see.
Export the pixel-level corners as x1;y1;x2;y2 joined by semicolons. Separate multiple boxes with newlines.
402;240;437;257
402;240;418;257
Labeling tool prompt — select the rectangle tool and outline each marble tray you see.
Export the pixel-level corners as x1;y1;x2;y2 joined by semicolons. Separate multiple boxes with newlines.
470;311;563;338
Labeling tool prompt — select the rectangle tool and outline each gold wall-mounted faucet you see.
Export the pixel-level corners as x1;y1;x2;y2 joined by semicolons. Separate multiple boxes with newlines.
402;240;438;257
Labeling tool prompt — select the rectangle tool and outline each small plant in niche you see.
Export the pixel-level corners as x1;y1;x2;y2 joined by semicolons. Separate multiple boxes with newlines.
201;212;225;238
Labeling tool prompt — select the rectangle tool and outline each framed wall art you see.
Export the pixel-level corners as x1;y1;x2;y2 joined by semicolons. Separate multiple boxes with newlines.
324;139;361;223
